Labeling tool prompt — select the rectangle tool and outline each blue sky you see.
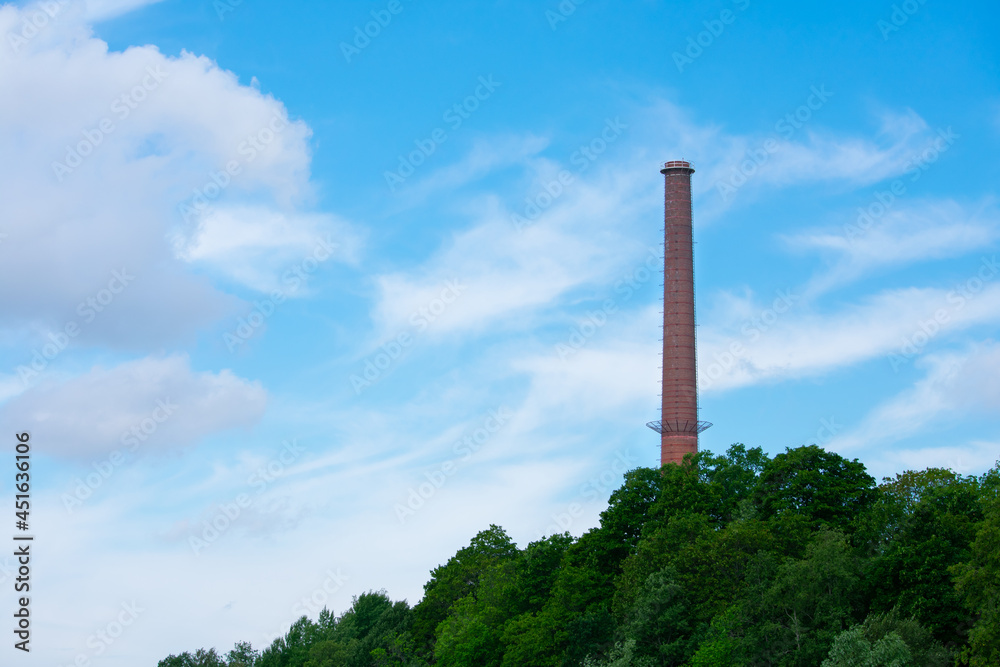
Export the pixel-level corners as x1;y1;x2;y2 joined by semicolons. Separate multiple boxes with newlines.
1;0;999;663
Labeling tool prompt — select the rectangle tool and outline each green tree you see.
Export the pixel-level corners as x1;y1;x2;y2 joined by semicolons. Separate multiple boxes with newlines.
513;533;574;615
700;443;770;523
302;638;349;667
334;591;414;667
227;641;260;667
157;648;228;667
581;639;656;667
433;533;574;667
854;468;967;558
821;627;912;667
728;529;860;666
822;608;950;667
647;453;719;526
156;454;998;667
614;512;714;619
412;525;517;654
599;467;663;567
689;607;738;667
616;568;695;665
753;445;876;532
257;615;324;667
953;463;1000;666
867;475;981;647
499;608;563;667
502;529;616;666
434;595;503;667
616;508;785;627
647;444;769;531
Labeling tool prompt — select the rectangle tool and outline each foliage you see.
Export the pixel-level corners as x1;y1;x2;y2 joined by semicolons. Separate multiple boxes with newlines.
227;641;261;667
411;524;517;655
866;473;982;647
821;627;913;667
158;648;229;667
877;609;950;665
753;444;876;532
158;445;996;667
953;463;1000;666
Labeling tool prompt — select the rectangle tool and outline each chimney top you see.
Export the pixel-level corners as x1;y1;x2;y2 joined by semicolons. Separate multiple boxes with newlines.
660;160;694;174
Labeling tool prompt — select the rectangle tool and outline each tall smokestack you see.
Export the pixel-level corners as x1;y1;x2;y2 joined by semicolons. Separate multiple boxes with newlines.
647;160;711;466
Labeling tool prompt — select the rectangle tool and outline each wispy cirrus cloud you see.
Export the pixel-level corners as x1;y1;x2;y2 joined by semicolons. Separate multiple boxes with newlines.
785;199;1000;296
174;205;362;295
827;343;1000;475
689;107;946;217
368;99;980;357
393;133;551;207
372;167;657;339
84;0;165;21
697;276;1000;393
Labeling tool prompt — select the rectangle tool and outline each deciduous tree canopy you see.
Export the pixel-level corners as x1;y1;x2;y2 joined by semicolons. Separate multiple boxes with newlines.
159;445;999;667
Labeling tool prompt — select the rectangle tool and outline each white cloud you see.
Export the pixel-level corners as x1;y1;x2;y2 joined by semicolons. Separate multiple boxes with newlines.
825;344;1000;476
761;110;932;185
370;99;954;345
395;133;550;206
664;102;942;214
0;354;266;459
83;0;164;21
868;441;1000;479
511;305;661;433
786;199;999;295
697;277;1000;393
174;205;362;294
372;173;656;340
0;3;357;346
832;343;1000;451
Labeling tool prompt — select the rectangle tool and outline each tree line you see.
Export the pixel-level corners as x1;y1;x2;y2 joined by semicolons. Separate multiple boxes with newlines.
158;444;1000;666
